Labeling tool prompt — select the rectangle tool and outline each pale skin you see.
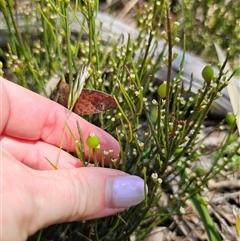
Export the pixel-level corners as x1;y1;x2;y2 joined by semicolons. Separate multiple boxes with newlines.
0;77;126;240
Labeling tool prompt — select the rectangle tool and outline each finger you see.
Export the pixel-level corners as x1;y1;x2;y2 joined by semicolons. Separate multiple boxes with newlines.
2;149;146;240
32;169;145;235
0;135;83;169
0;78;120;161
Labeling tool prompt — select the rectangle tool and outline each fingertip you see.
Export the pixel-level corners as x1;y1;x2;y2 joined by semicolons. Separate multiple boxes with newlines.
106;175;147;208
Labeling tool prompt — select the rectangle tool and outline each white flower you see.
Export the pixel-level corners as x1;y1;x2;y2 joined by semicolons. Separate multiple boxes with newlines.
151;173;158;179
157;178;162;184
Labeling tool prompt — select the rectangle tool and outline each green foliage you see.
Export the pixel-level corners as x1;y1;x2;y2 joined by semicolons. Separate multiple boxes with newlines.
178;0;240;67
1;0;239;240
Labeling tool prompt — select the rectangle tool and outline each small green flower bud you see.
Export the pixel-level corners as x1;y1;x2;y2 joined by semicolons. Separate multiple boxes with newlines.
201;65;214;82
86;133;100;149
157;82;167;98
173;37;180;46
225;112;236;125
161;31;168;41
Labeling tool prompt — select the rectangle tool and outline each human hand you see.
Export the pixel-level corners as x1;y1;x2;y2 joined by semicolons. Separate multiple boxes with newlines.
0;77;146;241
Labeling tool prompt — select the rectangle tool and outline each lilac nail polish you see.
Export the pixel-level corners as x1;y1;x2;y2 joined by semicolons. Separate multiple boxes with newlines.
106;175;147;208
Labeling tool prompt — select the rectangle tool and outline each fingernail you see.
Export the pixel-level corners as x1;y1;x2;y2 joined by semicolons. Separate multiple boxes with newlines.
106;175;147;208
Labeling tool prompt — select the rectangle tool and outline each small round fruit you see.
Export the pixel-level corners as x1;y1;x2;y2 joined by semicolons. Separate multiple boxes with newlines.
225;112;236;125
157;82;167;98
229;134;237;143
86;133;100;148
201;65;214;82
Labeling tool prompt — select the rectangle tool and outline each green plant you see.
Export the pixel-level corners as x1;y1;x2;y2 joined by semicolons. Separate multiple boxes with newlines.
1;0;239;240
178;0;240;69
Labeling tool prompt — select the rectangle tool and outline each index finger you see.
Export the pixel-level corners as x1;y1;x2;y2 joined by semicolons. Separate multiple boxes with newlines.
0;77;119;159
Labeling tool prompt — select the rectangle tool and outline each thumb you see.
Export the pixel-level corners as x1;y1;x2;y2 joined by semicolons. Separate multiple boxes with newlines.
33;167;146;223
2;148;146;240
